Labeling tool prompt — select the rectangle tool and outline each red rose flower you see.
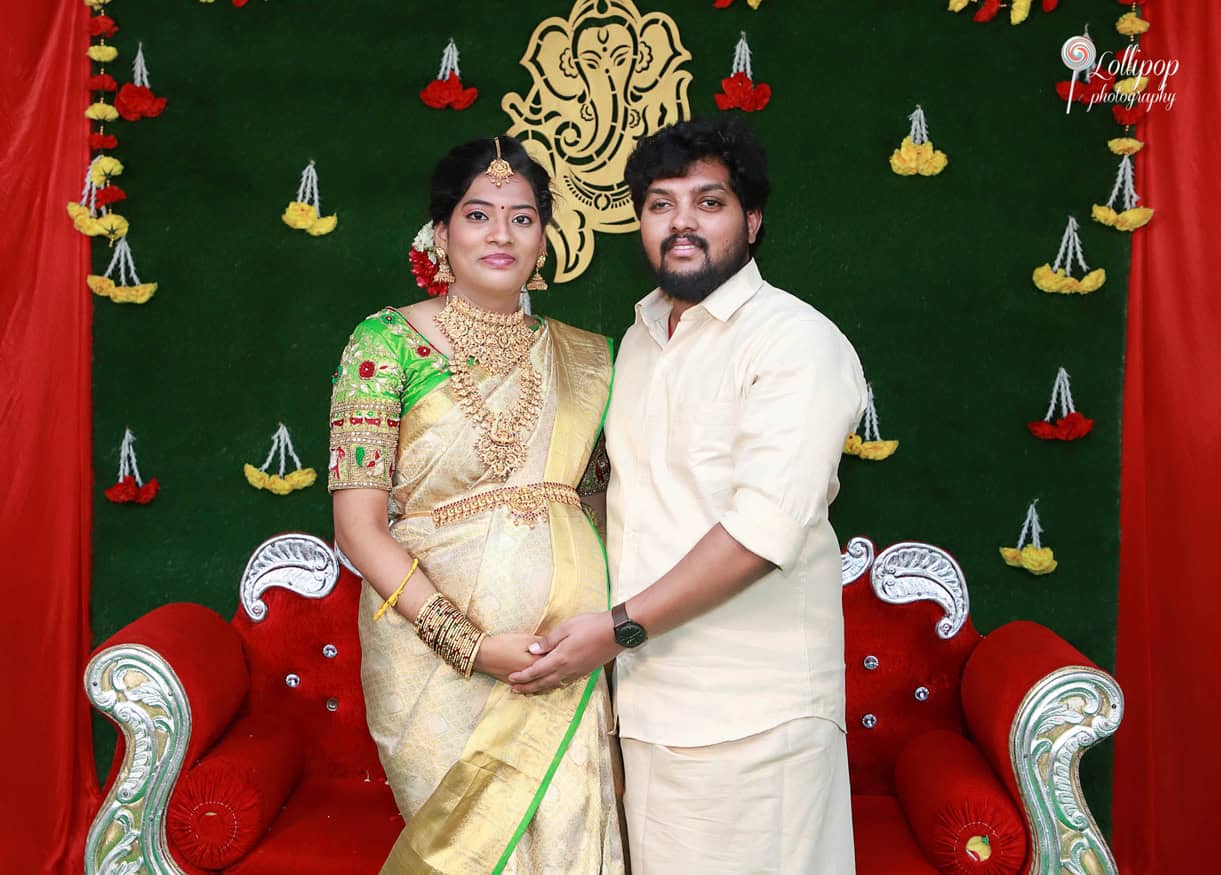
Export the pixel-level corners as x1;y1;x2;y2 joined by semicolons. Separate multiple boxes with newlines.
89;132;119;151
88;73;118;93
135;478;160;504
417;346;432;358
89;15;118;38
1043;0;1059;10
1113;102;1150;126
714;72;771;113
1027;411;1095;441
115;83;168;121
974;0;1001;22
104;476;138;503
419;72;478;111
95;185;127;207
409;248;448;296
358;360;376;379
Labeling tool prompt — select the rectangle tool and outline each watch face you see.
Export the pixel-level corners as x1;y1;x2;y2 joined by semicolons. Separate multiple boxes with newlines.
616;621;647;649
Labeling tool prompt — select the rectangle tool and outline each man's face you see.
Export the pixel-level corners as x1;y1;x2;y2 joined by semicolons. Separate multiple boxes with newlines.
638;158;763;302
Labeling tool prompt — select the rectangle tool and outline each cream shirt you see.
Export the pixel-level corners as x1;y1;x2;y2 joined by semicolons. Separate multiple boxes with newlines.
606;259;867;747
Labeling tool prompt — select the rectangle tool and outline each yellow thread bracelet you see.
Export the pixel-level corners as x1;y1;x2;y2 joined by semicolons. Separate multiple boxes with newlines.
374;558;419;621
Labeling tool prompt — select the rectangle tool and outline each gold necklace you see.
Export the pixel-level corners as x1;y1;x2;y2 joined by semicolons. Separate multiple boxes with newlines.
436;295;543;480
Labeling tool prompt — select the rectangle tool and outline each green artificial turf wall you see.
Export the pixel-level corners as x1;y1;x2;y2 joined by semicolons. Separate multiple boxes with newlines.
90;0;1130;836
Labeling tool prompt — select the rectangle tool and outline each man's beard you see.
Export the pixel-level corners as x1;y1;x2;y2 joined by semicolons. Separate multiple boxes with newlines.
653;230;750;303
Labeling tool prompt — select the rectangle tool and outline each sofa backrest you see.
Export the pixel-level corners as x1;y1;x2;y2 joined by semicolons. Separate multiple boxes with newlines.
840;538;982;795
223;533;983;793
229;534;384;782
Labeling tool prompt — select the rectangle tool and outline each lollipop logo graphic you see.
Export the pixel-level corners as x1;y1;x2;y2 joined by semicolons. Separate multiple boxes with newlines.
1061;31;1097;114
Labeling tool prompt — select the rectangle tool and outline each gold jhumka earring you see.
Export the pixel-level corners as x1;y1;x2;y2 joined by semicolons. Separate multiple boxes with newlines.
434;247;456;284
526;253;548;292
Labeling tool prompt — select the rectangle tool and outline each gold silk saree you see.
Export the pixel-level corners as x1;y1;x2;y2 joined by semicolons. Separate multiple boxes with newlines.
331;309;623;874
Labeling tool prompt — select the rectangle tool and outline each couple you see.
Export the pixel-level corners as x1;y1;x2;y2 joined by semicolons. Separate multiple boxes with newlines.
328;117;866;875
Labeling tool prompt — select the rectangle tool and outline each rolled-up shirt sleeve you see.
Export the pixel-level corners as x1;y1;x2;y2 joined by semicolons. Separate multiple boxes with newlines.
719;317;866;571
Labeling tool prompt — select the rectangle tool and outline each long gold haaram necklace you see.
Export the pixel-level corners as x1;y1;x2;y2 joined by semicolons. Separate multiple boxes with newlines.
435;294;542;480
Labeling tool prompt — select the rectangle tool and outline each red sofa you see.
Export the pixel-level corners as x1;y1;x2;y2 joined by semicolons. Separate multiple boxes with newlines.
83;534;1122;874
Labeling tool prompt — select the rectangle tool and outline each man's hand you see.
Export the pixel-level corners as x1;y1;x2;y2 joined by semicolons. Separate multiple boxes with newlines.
508;611;621;695
474;633;544;685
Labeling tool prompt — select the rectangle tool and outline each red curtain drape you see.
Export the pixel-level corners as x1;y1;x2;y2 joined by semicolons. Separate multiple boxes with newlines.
0;0;99;870
1114;3;1221;873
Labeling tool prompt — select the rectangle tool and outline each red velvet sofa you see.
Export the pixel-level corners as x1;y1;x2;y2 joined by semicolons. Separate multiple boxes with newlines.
83;534;1122;874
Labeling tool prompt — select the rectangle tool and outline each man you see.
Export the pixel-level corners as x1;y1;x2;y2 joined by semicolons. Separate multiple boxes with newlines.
509;117;866;873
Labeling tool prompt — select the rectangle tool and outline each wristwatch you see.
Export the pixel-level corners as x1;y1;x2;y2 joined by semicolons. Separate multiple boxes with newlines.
611;602;648;648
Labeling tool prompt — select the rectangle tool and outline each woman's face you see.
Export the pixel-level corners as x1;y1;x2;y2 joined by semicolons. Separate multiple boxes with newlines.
434;172;546;301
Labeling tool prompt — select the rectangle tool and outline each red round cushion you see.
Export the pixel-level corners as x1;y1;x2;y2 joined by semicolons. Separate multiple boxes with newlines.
167;715;304;869
894;730;1028;875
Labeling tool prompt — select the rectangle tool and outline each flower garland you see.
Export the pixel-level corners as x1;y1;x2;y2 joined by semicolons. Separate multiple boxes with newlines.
420;39;478;111
714;32;771;113
1027;367;1094;440
948;0;1058;26
72;4;128;246
843;384;899;461
87;238;157;303
889;105;948;176
409;221;449;296
1000;499;1057;575
115;43;167;121
1032;216;1106;294
244;424;316;495
282;161;338;236
104;428;159;504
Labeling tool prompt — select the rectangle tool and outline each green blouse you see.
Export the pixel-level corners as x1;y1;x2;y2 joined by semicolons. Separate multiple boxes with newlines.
327;306;610;495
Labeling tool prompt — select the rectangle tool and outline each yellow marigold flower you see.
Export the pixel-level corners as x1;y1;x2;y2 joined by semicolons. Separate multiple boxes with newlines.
858;440;899;461
1115;76;1150;96
746;0;764;8
1018;545;1057;575
306;214;338;236
1078;268;1107;293
244;464;271;490
843;433;863;456
1091;204;1119;227
85;102;119;123
85;0;113;8
67;202;89;223
1115;207;1155;231
282;201;318;230
87;45;118;63
1032;264;1069;293
890;138;948;177
111;283;157;304
87;275;116;297
265;475;294;496
1108;137;1144;156
948;0;970;11
999;547;1023;567
1010;0;1032;25
284;468;318;490
1116;12;1150;36
91;156;124;186
94;213;129;242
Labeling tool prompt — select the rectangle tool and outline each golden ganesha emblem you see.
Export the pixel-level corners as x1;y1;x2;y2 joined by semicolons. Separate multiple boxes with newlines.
502;0;692;282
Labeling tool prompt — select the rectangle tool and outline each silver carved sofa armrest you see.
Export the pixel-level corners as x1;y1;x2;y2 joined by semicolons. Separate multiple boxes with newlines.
962;620;1123;875
84;603;249;875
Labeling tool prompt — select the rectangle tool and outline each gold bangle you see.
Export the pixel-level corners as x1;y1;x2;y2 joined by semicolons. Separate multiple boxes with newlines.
464;632;487;679
373;558;420;621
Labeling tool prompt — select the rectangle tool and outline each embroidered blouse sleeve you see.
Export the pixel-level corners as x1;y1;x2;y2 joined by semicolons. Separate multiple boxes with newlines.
328;313;406;492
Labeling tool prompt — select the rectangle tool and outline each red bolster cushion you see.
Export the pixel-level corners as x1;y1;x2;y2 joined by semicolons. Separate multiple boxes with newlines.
167;713;305;870
93;602;249;767
894;730;1027;875
961;620;1095;803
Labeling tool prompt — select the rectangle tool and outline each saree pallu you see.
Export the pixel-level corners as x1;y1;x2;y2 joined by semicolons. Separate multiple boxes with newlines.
358;321;624;874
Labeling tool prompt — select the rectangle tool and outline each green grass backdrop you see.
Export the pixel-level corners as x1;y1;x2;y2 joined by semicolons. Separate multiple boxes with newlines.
90;0;1130;834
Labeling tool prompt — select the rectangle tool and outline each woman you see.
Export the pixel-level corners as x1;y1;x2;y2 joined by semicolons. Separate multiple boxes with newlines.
329;136;623;874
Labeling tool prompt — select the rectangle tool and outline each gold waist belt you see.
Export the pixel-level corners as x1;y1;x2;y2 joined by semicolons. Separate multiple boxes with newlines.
431;482;581;529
